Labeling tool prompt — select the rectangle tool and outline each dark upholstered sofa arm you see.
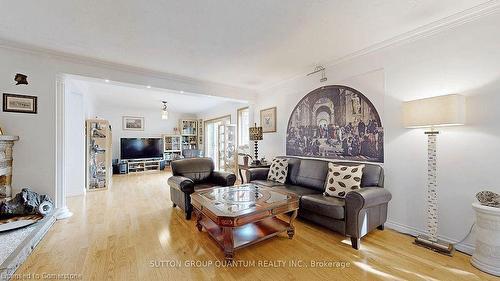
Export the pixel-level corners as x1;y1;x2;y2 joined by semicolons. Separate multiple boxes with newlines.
246;168;269;182
211;171;236;186
345;187;392;241
168;176;195;194
345;187;392;210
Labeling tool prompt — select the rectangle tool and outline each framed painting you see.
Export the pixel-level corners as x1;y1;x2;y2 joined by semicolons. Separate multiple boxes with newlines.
286;85;384;163
3;93;37;114
122;116;144;131
260;107;276;133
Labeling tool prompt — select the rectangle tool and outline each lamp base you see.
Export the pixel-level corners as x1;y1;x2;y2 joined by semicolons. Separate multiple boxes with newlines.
414;235;454;256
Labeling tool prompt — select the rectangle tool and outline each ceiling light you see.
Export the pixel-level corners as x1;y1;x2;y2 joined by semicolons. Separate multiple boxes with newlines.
161;101;168;120
104;79;110;83
146;85;151;89
180;90;184;94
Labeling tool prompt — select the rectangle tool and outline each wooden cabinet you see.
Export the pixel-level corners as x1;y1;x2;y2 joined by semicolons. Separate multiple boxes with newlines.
179;119;203;153
86;119;112;191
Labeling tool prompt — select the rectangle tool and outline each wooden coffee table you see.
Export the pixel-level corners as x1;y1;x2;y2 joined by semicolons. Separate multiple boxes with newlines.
190;184;299;261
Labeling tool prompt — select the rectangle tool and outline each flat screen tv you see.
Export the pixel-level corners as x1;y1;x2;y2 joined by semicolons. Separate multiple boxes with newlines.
120;138;163;160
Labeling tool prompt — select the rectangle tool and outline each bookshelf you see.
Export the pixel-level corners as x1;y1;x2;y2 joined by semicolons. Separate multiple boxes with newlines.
86;119;112;191
163;134;182;161
179;119;203;152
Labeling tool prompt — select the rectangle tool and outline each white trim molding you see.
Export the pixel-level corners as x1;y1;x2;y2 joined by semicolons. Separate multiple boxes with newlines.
386;220;475;255
261;0;500;91
55;76;73;220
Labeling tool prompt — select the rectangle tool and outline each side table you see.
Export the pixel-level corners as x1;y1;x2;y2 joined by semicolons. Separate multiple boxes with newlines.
238;164;271;183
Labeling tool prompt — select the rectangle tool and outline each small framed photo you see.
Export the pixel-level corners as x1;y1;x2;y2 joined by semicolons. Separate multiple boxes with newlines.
3;93;38;114
260;107;277;133
122;116;144;131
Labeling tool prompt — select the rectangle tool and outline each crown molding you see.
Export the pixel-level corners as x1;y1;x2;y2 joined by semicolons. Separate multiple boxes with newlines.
0;38;257;97
1;1;498;94
259;0;500;91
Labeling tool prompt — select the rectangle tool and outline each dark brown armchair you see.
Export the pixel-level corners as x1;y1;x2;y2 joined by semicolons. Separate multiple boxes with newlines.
167;157;236;219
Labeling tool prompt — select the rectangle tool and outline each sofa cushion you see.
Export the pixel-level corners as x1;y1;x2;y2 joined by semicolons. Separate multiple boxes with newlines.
294;159;328;191
251;180;284;188
278;157;301;184
273;184;322;197
333;161;383;187
301;194;345;220
267;158;288;183
193;183;218;190
324;163;364;198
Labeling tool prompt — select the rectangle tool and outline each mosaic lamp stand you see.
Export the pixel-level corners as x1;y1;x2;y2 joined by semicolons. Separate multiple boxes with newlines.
414;129;455;255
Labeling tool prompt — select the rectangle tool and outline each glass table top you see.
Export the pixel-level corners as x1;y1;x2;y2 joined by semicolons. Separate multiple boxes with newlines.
198;184;292;214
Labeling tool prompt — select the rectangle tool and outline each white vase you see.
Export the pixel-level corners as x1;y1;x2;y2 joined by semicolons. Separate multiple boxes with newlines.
471;202;500;276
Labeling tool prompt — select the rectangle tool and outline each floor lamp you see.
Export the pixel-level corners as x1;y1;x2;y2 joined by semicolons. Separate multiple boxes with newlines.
403;94;465;255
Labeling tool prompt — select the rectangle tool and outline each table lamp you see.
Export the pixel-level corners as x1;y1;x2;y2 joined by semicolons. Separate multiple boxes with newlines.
403;94;465;255
249;123;263;165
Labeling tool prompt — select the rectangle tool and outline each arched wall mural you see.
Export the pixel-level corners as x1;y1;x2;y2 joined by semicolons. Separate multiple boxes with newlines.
286;85;384;163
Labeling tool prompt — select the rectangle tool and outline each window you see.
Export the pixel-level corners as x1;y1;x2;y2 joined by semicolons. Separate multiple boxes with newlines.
237;107;249;148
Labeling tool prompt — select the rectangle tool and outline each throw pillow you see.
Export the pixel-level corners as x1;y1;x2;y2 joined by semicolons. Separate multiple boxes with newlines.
324;163;364;198
267;158;289;183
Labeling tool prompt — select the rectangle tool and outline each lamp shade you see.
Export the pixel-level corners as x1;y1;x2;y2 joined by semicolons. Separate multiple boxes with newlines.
403;94;465;128
249;123;263;141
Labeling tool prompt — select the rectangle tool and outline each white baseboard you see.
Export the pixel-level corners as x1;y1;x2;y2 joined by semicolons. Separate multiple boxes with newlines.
55;207;73;220
385;220;475;255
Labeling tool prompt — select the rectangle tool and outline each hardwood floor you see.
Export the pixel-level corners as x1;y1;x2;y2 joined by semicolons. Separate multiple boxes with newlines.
15;171;498;281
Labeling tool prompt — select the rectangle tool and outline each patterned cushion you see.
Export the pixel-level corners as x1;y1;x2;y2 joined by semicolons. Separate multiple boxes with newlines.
324;163;364;198
267;158;289;183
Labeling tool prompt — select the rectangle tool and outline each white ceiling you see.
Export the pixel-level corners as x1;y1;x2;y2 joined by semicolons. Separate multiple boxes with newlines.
70;78;247;114
0;0;492;89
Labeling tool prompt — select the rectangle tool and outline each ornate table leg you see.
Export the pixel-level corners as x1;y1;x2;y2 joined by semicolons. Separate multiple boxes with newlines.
287;210;298;239
195;210;203;232
223;227;234;261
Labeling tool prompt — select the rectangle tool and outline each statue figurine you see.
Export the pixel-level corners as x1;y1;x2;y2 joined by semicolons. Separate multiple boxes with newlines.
476;191;500;208
0;188;53;218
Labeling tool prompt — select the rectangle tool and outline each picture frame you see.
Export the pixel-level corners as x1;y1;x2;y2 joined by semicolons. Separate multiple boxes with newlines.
3;93;38;114
260;107;277;133
122;116;144;131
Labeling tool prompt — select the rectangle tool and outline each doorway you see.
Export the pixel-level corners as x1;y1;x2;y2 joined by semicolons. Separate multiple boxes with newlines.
205;115;231;171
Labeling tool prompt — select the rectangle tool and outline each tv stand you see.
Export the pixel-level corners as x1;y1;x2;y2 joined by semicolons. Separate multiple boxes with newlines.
127;159;162;173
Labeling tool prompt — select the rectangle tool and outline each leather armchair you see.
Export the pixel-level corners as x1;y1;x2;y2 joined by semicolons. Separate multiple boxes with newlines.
168;158;236;219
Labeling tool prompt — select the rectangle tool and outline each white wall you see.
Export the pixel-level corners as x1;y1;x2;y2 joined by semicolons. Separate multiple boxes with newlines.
254;11;500;253
92;102;195;159
0;43;256;203
196;101;249;125
64;81;86;197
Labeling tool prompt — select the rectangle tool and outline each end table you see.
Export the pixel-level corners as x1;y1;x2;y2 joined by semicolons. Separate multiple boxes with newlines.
238;163;271;183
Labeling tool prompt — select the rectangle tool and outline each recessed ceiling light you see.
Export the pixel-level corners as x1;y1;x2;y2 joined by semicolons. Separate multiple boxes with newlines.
146;85;151;89
180;90;184;94
104;79;110;83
